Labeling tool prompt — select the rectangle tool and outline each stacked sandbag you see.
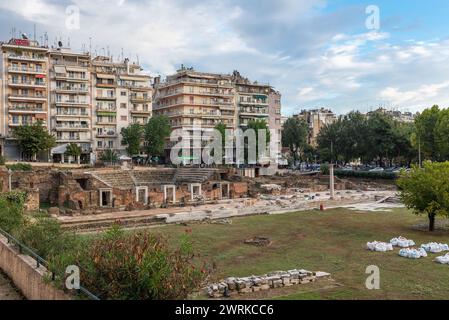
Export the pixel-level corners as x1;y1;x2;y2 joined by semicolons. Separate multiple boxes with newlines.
367;241;394;252
435;253;449;265
399;248;427;259
421;242;449;253
390;236;415;248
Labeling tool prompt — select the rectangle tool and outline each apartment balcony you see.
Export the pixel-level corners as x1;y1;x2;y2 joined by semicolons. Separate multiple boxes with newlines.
55;112;89;118
55;86;88;94
9;120;47;127
8;93;47;102
52;60;89;68
96;82;116;88
8;54;46;62
54;73;89;82
239;100;268;106
96;95;116;101
130;108;151;115
157;78;233;89
129;84;152;91
55;124;90;131
96;131;118;138
55;99;89;107
8;66;46;75
8;80;47;88
9;106;46;114
96;121;117;126
130;95;151;103
56;137;90;143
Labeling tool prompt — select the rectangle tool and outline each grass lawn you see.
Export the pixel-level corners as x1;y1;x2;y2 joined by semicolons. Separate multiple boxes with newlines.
148;208;449;300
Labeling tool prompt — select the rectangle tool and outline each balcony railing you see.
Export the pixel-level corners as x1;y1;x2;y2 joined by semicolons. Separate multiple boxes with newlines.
8;93;46;99
55;99;88;105
9;80;47;86
8;54;46;61
55;86;88;93
56;112;89;116
8;66;45;73
55;124;89;129
9;106;45;112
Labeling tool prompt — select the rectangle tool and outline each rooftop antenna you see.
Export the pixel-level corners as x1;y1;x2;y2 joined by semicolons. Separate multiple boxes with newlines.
44;32;48;47
89;37;92;54
33;24;36;42
68;37;71;48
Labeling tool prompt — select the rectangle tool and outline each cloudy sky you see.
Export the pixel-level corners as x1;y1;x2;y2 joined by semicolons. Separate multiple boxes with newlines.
1;0;449;115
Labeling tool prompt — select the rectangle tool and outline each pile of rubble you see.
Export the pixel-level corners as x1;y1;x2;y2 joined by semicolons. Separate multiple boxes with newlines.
206;269;331;298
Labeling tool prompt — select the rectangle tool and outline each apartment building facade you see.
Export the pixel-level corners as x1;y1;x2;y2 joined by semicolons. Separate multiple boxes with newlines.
91;56;152;157
49;48;92;162
295;108;337;147
153;67;282;165
0;38;49;160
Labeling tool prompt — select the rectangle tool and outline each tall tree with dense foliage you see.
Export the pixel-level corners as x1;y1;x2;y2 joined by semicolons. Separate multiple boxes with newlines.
397;162;449;232
413;105;441;161
121;123;143;156
144;115;171;160
12;121;56;161
65;143;82;164
100;149;119;162
282;117;309;163
246;119;271;162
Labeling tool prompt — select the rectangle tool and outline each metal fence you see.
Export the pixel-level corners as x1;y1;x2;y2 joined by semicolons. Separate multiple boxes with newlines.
0;227;100;300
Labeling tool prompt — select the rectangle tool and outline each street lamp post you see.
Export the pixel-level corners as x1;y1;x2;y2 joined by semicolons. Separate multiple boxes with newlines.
330;141;335;200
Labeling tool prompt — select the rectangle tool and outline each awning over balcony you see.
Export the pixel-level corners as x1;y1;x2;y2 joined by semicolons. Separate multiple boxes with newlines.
253;95;267;100
97;73;115;79
97;111;117;116
51;144;68;155
54;65;67;74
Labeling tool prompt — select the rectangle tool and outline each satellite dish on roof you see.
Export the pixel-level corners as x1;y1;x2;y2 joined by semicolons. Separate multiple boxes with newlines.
58;41;63;48
21;33;28;40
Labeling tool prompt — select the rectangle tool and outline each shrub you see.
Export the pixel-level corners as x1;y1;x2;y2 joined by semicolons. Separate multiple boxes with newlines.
6;163;33;171
71;228;208;300
0;194;25;234
320;163;330;175
18;214;80;259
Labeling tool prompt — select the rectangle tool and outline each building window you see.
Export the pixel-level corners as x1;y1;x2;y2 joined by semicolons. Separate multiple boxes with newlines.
97;141;102;148
121;116;127;121
121;91;127;96
120;103;127;109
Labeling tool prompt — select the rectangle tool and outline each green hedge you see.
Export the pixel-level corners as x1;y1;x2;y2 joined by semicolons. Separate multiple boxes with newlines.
334;170;398;180
6;163;33;171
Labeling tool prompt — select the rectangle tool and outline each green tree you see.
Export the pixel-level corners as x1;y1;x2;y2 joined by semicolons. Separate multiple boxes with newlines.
246;119;271;163
65;143;82;164
434;108;449;161
365;112;396;166
144;115;171;161
100;149;119;163
414;105;440;161
282;117;309;163
214;122;227;163
397;162;449;231
12;121;56;161
121;123;143;156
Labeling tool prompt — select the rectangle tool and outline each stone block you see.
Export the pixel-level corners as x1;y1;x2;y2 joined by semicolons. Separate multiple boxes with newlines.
48;207;60;216
272;279;283;288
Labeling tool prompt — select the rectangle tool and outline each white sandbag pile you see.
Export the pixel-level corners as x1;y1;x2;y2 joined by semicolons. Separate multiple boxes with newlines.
421;242;449;253
367;241;394;252
399;248;427;259
435;253;449;265
390;236;415;248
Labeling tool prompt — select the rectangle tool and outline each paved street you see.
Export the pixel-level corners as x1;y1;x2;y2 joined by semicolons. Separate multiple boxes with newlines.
0;271;23;300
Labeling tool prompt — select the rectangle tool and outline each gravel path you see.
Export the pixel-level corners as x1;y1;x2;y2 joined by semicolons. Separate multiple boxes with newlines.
0;271;23;300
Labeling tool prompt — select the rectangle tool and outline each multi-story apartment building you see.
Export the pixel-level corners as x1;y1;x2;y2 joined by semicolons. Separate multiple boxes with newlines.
0;37;49;160
153;67;282;165
91;56;152;157
153;66;235;160
232;71;271;129
49;47;92;163
367;107;416;123
294;108;337;147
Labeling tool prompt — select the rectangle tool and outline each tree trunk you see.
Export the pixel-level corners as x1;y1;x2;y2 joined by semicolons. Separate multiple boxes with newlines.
428;213;436;232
